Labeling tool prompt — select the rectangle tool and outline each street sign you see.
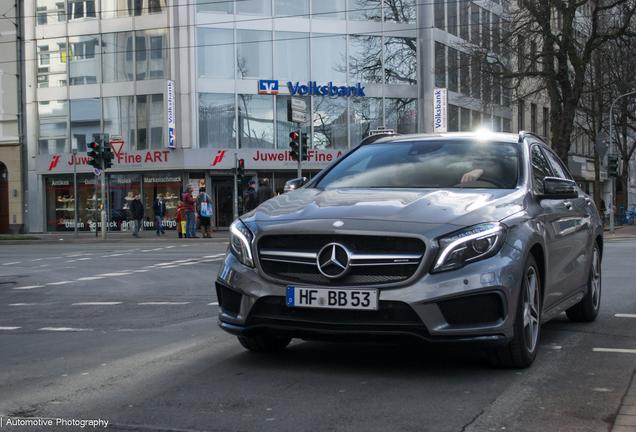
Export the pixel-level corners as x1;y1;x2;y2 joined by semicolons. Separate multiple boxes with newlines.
289;97;307;124
291;97;306;111
291;110;307;123
94;168;102;176
369;126;395;136
595;132;609;159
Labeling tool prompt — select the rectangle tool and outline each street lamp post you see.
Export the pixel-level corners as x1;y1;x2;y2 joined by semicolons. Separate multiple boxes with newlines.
608;90;636;234
72;138;78;238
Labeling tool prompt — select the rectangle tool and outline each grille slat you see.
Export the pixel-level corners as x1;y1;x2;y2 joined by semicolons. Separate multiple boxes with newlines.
258;235;425;286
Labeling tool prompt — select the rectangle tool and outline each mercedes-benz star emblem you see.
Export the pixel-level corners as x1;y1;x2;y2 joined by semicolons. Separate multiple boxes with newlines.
333;220;344;227
317;243;351;279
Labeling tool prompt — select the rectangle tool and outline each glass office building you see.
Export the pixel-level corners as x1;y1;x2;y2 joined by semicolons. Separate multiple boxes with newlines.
25;0;513;232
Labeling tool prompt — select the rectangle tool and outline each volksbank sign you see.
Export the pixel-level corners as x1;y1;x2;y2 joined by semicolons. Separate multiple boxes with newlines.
259;80;366;97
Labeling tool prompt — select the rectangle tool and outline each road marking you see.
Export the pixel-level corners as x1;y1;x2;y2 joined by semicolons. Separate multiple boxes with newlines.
77;258;91;261
133;269;149;273
203;254;226;258
96;272;133;277
9;303;40;306
13;285;43;290
72;302;122;306
209;302;219;306
138;302;190;305
615;314;636;318
46;281;75;285
593;348;636;354
76;277;105;281
67;254;82;257
0;326;21;330
3;262;20;266
39;327;93;332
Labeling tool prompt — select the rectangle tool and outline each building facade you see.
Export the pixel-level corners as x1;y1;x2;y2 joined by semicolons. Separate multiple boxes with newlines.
24;0;517;232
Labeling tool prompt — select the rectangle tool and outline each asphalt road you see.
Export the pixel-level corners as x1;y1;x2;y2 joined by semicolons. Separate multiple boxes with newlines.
0;239;635;432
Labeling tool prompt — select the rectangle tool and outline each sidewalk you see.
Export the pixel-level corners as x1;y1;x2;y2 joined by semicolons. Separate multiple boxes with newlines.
604;223;636;241
612;372;636;432
0;230;230;245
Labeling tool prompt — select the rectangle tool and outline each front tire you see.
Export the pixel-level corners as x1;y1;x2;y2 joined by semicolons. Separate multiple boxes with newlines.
566;243;601;322
238;335;291;352
489;254;541;369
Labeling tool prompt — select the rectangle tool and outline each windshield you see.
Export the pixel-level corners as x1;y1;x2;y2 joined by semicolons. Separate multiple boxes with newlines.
315;140;519;189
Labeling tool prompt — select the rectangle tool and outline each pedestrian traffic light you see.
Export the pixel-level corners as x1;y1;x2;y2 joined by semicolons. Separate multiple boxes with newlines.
87;142;101;169
236;159;245;184
608;155;619;177
301;132;309;161
289;132;299;161
102;141;114;169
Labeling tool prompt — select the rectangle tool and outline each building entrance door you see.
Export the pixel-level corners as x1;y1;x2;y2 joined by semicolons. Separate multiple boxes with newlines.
212;177;234;229
0;163;9;234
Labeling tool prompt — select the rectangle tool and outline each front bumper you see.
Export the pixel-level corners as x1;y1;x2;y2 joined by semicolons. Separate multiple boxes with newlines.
215;241;525;346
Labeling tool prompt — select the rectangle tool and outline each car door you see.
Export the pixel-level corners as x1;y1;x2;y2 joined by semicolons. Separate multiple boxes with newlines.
541;146;591;292
530;144;581;310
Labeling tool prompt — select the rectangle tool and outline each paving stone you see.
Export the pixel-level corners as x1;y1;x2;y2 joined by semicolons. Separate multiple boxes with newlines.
625;396;636;406
616;415;636;427
611;425;636;432
621;406;636;416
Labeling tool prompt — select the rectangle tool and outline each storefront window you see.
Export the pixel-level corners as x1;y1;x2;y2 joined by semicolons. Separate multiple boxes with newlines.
142;173;183;231
103;96;135;152
70;98;100;153
198;28;234;79
386;98;418;134
275;32;309;81
238;94;274;149
101;32;133;83
108;173;141;232
236;30;273;80
45;174;105;232
313;97;348;149
69;35;99;86
350;97;383;145
199;93;236;149
312;34;346;82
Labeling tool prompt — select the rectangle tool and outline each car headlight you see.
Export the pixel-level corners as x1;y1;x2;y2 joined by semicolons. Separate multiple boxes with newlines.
431;222;508;273
230;219;254;268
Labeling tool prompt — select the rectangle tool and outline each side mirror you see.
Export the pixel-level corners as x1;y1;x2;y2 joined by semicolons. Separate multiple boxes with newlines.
538;177;578;200
284;177;308;193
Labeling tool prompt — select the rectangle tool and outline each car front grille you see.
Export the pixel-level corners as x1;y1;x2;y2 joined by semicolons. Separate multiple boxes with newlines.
258;234;425;286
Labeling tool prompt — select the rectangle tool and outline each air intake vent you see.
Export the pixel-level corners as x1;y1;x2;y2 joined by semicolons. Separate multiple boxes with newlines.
437;292;505;326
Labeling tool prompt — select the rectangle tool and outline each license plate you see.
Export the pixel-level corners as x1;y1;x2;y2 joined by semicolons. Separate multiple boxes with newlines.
286;286;378;310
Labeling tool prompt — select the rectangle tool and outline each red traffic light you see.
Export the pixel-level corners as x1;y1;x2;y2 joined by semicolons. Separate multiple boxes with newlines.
289;132;299;140
238;159;244;167
88;142;99;150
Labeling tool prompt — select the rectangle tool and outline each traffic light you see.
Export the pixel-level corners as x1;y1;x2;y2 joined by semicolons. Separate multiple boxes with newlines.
289;132;299;161
301;133;309;161
608;155;619;177
87;142;101;169
102;141;114;169
236;159;245;184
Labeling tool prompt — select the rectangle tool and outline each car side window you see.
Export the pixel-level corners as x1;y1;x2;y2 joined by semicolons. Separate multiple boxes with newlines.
531;145;552;194
542;148;572;180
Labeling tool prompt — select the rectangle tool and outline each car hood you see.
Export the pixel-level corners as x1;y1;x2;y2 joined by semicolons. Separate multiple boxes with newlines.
248;188;526;226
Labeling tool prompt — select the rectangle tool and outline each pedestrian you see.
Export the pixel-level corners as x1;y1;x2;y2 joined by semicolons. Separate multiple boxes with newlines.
153;194;166;236
131;193;144;238
176;200;185;238
195;186;214;238
243;179;258;213
257;178;275;204
182;184;198;238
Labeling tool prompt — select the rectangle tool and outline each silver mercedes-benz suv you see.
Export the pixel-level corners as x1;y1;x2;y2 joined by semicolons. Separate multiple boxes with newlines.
216;131;603;368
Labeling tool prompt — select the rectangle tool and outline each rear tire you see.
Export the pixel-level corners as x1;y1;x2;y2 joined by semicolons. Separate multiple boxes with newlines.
238;335;291;352
489;254;541;369
566;243;601;322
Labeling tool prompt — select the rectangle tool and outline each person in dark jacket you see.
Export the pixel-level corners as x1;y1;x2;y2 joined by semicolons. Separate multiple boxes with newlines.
182;185;197;238
243;180;258;213
153;194;166;236
195;187;214;238
131;193;144;238
257;178;275;205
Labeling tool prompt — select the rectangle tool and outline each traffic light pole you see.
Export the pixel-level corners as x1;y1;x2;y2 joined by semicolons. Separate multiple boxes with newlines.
233;153;239;221
298;125;302;178
101;156;106;240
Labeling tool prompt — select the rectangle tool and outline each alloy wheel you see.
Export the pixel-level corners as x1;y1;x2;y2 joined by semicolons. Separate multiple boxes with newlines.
590;247;601;310
523;266;540;353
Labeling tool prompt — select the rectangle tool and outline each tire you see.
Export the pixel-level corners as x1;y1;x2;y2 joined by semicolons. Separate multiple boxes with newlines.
489;254;541;369
238;335;292;352
566;243;601;322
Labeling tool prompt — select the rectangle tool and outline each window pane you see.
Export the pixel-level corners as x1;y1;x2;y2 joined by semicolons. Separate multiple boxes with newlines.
385;37;417;85
198;28;234;79
103;96;135;152
350;35;382;83
275;32;309;81
448;0;458;35
384;0;415;23
350;97;383;145
312;0;345;19
348;0;381;21
39;100;68;117
237;30;273;80
102;32;133;83
312;34;346;82
435;0;445;30
448;104;459;131
69;35;99;86
435;42;445;88
460;0;469;40
471;4;480;45
237;95;274;149
137;95;148;150
68;0;96;21
461;107;471;131
196;0;233;13
236;0;271;15
38;139;68;154
40;118;68;138
101;0;132;18
36;0;65;25
448;48;458;92
276;95;310;149
136;29;169;80
275;0;308;16
313;97;348;149
199;93;235;149
70;98;100;153
386;98;417;134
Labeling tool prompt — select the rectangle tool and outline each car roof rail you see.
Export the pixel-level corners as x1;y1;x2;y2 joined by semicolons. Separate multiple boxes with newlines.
358;131;401;147
518;130;548;144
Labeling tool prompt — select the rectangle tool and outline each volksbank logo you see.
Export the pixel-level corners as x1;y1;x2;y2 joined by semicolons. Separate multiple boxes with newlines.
259;80;279;94
258;80;366;97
